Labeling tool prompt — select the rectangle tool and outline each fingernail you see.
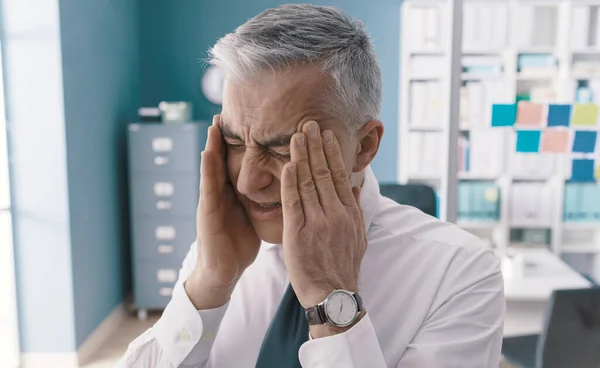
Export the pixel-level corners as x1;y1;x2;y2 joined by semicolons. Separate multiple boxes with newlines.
323;130;333;144
296;134;306;149
287;163;296;174
307;121;319;137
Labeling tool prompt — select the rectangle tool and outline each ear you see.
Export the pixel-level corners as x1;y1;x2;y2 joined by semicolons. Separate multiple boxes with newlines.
353;120;384;173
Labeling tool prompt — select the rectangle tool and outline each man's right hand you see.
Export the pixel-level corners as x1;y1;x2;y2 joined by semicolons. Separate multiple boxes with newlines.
185;114;261;310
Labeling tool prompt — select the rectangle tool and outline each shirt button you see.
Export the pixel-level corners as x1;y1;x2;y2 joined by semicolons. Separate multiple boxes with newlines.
202;332;213;340
179;329;191;341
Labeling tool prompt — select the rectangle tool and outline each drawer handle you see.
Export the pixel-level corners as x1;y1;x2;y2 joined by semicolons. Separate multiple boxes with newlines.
156;201;173;210
157;269;178;283
154;156;170;166
155;226;175;240
154;182;174;196
152;137;173;152
159;287;173;297
157;245;174;254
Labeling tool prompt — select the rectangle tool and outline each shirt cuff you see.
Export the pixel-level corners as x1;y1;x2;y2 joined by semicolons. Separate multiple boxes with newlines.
154;282;229;366
298;313;386;368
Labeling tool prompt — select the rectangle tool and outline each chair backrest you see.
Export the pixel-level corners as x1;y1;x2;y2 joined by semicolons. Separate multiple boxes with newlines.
378;184;437;217
537;287;600;368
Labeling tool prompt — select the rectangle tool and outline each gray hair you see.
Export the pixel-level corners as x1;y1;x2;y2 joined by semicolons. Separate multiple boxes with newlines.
208;4;382;133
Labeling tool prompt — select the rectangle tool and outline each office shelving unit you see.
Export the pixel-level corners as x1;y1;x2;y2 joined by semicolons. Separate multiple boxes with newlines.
399;0;600;280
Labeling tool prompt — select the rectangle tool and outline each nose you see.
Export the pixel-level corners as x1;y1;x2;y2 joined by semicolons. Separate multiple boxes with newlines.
236;149;273;196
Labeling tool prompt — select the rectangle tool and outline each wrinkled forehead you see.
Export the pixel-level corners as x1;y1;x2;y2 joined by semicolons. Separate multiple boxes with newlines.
221;66;337;137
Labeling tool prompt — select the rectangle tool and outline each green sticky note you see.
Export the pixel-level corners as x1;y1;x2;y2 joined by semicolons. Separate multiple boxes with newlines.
491;104;517;127
572;103;599;126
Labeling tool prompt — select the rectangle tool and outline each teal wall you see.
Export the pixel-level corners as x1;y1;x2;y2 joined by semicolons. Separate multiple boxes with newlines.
3;0;139;352
139;0;400;182
59;0;140;347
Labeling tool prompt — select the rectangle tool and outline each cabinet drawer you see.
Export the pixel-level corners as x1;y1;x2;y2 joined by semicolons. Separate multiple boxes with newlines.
130;173;198;217
131;218;195;261
128;123;206;174
133;259;181;309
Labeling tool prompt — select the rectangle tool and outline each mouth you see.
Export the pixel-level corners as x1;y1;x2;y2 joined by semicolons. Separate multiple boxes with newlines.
247;200;282;220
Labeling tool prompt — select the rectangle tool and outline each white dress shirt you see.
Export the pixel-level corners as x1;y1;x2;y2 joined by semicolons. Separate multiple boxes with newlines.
117;167;505;367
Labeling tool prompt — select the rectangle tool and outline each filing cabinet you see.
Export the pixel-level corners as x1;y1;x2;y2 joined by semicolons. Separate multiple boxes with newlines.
127;122;208;319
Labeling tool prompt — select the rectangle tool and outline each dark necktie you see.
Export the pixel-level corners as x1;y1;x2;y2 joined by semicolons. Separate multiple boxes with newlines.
255;284;309;368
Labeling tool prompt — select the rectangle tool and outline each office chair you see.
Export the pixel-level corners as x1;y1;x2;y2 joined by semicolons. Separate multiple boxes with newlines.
379;184;437;217
502;287;600;368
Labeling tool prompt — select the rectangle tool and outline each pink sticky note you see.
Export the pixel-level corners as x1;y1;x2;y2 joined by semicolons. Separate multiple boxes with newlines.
516;102;545;126
541;129;570;153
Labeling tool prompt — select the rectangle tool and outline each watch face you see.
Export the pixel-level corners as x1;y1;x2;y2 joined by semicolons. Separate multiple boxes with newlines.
325;290;358;327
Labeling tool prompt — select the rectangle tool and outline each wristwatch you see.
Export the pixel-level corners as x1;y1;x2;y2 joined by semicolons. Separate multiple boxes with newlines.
305;289;363;328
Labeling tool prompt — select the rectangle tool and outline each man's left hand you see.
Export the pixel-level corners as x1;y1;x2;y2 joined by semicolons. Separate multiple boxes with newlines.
280;120;367;335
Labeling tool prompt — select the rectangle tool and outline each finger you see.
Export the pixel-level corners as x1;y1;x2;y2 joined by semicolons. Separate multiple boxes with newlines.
322;130;355;207
199;151;220;213
204;115;226;187
290;132;323;219
302;121;339;210
352;186;364;218
280;162;304;229
205;115;222;153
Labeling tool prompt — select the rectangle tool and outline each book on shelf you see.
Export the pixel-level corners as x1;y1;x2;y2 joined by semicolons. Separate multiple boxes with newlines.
517;4;558;49
408;131;443;178
462;2;507;52
510;182;554;227
409;81;443;129
571;5;600;50
460;80;507;129
511;152;556;179
407;4;442;51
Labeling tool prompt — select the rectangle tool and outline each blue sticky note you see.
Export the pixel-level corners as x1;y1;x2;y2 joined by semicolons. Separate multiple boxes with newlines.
571;159;596;182
547;104;572;127
491;104;517;127
572;130;597;153
516;130;541;152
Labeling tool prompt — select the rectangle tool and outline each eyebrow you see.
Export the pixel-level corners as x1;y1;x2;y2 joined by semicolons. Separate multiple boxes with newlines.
220;120;294;148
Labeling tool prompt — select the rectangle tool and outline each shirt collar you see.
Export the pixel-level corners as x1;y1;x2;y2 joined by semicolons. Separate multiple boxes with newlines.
263;165;379;249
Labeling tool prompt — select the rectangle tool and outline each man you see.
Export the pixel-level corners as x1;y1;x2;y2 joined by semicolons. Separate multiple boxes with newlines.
118;4;504;367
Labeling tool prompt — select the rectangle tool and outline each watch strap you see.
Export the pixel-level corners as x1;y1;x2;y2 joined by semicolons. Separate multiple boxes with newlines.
305;304;327;325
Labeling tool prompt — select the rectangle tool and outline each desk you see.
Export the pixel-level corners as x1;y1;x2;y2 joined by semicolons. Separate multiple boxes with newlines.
504;248;592;337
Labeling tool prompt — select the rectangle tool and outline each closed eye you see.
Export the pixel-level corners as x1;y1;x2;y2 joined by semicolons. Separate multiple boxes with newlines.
225;142;246;152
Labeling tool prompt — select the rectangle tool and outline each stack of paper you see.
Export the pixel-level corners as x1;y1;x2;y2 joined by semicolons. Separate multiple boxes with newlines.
571;6;600;49
462;2;507;51
510;183;554;227
467;130;506;177
511;152;556;179
408;132;444;178
409;81;443;129
407;5;442;51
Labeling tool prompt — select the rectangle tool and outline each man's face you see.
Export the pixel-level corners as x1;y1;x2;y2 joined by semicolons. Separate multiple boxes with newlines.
220;65;358;244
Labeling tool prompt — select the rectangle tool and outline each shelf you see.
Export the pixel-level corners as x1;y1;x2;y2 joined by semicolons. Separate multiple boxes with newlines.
458;172;499;180
457;221;498;229
510;222;552;229
561;245;600;254
408;174;441;181
563;222;600;230
516;73;556;81
571;48;600;55
517;47;557;55
410;49;445;56
408;125;443;132
461;73;503;81
463;48;504;55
